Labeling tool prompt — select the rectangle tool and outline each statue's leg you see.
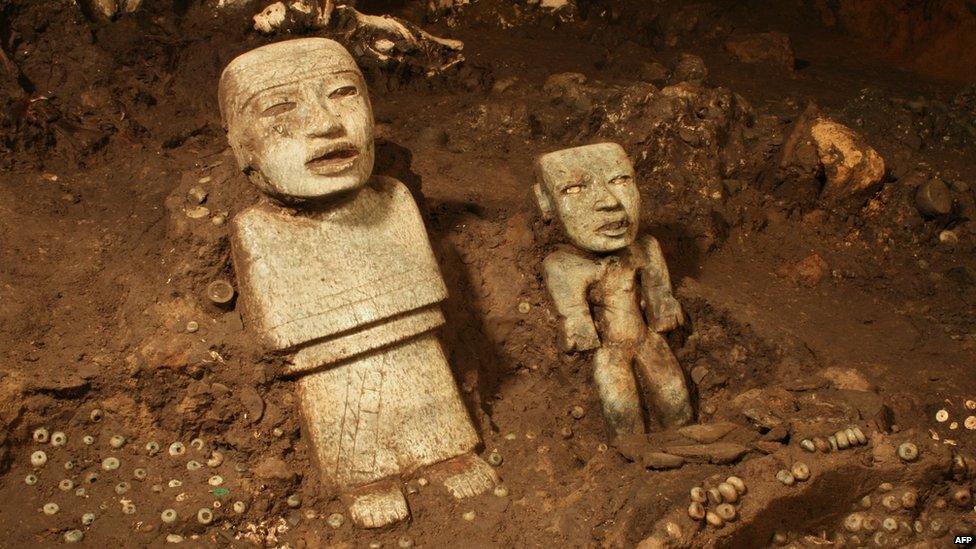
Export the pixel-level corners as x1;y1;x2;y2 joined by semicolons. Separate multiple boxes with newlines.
390;333;497;498
633;331;694;429
593;345;645;436
297;353;406;528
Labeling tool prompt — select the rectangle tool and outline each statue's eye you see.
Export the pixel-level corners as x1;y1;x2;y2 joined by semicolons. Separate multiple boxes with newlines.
562;184;584;195
608;175;632;185
261;101;296;117
329;85;359;99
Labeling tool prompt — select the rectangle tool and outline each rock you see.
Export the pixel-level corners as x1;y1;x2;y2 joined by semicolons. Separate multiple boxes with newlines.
639;61;670;85
642;452;686;470
762;425;790;442
725;32;795;71
239;385;265;424
754;440;783;454
613;434;648;462
778;253;828;287
677;422;738;444
253;457;296;481
777;103;885;205
820;366;875;392
915;178;953;217
663;442;749;464
671;54;707;84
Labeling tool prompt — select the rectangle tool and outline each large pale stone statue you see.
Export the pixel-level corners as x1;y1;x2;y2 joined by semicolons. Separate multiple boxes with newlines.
218;38;496;528
534;143;694;437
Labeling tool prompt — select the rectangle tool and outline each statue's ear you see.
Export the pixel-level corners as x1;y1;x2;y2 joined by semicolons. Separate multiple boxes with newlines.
533;183;554;220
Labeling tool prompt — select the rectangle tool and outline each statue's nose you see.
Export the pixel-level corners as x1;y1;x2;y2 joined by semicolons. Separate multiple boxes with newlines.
305;102;343;138
594;184;623;211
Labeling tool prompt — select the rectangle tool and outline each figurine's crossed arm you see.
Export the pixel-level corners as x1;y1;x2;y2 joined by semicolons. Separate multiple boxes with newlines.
542;250;604;353
638;236;684;333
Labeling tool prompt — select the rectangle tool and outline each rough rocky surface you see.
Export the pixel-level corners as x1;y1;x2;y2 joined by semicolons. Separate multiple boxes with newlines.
1;0;976;547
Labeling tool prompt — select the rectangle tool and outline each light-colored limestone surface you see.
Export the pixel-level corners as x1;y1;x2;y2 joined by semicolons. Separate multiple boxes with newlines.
219;38;494;528
535;143;694;436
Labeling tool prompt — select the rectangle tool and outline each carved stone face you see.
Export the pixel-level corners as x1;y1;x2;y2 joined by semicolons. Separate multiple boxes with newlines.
219;38;375;202
534;143;640;253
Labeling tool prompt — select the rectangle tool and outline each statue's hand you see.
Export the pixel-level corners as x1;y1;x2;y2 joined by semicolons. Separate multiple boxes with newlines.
559;318;601;353
651;296;685;333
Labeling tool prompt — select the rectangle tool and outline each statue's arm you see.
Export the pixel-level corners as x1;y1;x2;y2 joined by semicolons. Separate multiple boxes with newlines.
638;235;685;333
542;250;601;353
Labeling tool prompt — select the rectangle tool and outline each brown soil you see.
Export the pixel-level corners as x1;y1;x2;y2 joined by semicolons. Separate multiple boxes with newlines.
2;0;976;547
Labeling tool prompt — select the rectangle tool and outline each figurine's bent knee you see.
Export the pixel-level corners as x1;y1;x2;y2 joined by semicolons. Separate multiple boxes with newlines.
593;347;644;436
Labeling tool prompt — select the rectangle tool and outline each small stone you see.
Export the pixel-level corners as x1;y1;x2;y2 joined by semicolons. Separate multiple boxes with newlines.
64;530;84;543
487;449;503;466
206;280;235;305
146;441;160;455
717;482;738;503
417;478;429;487
882;494;899;510
940;230;960;245
197;508;213;525
31;451;47;467
89;409;103;422
726;476;746;495
110;435;126;448
84;472;99;483
706;487;722;505
166;534;184;543
168;479;182;488
705;510;724;528
185;206;210;219
901;490;918;509
134;468;147;480
212;214;227;226
59;479;74;491
187;460;202;471
185;321;199;333
33;428;50;443
560;426;573;439
896;442;918;462
915;178;952;217
517;302;531;314
169;442;186;456
776;469;795;486
860;495;872;508
102;457;120;471
936;409;950;422
950;421;959;430
115;482;130;495
74;487;86;497
187;186;208;204
800;439;816;452
835;430;850;449
690;487;707;503
161;509;178;523
397;537;414;549
326;512;344;528
207;451;224;468
813;437;831;453
208;475;223;486
953;487;972;506
212;487;230;497
845;513;863;532
597;443;608;452
63;461;74;471
791;462;810;481
966;416;976;430
122;502;136;514
878;482;894;492
81;512;95;526
462;510;476;521
50;431;67;446
25;474;37;485
43;502;60;515
882;517;898;532
83;435;94;445
190;438;205;450
828;435;839;451
844;428;860;446
233;501;247;514
851;427;868;445
715;503;736;521
493;485;509;497
272;427;284;437
672;53;708;84
688;502;706;520
967;400;976;410
286;494;302;508
570;405;585;419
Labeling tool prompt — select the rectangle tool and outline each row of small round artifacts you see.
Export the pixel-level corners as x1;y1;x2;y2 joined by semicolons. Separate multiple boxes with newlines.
798;425;868;453
44;502;249;543
935;406;976;430
687;476;746;528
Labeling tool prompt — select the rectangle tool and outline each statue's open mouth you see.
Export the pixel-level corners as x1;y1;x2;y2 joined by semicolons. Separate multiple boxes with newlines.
306;144;359;174
598;219;630;236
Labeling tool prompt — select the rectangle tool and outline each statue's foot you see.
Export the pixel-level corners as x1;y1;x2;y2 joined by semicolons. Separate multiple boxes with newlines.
344;481;409;528
427;453;499;499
